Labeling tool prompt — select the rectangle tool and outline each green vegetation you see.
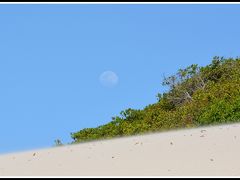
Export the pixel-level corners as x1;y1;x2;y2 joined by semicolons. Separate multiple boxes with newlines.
70;57;240;144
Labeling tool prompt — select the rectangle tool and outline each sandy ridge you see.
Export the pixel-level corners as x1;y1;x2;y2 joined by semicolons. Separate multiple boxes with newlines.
0;123;240;176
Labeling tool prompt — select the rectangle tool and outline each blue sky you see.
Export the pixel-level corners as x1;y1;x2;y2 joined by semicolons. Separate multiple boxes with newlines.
0;4;240;154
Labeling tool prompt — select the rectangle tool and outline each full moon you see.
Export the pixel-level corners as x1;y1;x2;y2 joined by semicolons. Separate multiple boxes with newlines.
99;71;119;87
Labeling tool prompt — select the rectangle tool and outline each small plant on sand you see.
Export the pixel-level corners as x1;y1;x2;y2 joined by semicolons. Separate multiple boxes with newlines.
54;139;63;147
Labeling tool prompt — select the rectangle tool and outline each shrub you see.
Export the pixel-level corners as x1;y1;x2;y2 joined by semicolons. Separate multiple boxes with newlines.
70;57;240;143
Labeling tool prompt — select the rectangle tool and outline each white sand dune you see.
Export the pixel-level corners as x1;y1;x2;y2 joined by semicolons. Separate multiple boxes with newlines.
1;123;240;176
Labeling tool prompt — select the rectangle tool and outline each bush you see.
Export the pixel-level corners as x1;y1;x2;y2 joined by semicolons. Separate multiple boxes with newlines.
70;57;240;143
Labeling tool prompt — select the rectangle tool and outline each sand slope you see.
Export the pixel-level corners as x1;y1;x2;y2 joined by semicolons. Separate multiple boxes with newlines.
1;123;240;176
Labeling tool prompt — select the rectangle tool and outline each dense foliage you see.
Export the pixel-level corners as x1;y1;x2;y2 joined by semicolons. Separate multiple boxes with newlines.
70;57;240;144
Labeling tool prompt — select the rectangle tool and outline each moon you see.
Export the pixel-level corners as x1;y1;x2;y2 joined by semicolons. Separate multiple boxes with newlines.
99;71;119;87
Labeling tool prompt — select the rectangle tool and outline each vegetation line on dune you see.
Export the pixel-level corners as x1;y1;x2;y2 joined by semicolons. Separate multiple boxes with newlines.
64;56;240;145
